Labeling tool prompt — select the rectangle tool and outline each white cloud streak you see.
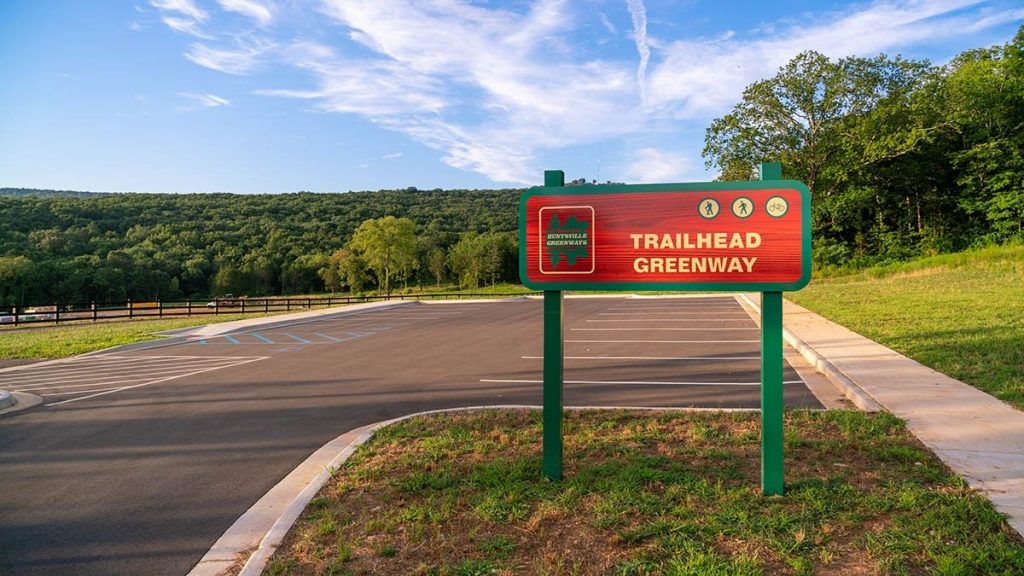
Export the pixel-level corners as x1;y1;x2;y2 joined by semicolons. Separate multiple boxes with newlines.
620;147;692;183
218;0;274;26
156;0;1024;183
186;37;275;75
179;92;231;107
151;0;210;38
626;0;650;105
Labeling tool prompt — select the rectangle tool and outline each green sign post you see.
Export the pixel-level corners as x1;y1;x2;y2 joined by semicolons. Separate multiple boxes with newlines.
525;162;808;494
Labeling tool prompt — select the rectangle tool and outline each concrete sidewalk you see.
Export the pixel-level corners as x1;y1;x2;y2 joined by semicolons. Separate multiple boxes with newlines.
777;297;1024;538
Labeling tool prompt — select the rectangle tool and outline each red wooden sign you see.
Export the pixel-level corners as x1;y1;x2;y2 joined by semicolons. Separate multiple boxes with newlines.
519;182;811;291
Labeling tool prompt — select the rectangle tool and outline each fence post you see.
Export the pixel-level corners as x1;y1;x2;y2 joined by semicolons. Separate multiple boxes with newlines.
287;298;291;311
241;298;246;314
215;300;219;316
265;298;269;314
187;300;192;317
92;302;98;322
13;305;17;327
307;298;311;309
159;300;163;318
54;303;60;325
129;299;133;319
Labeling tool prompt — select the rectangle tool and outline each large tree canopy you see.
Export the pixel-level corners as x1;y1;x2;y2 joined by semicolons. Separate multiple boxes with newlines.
704;27;1024;265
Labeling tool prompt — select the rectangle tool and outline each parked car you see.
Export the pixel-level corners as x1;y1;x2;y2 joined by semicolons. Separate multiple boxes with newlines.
205;293;247;307
206;294;243;308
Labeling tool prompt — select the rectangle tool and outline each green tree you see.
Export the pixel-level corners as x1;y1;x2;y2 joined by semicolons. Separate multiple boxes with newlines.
349;217;418;296
427;247;447;287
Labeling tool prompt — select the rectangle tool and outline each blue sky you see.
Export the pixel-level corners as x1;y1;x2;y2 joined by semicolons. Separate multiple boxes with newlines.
1;0;1022;194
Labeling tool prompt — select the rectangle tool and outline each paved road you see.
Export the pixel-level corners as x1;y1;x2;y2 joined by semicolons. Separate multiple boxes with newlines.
0;297;819;575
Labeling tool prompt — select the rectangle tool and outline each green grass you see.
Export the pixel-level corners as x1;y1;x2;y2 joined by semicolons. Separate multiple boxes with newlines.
788;244;1024;409
267;409;1024;575
0;313;269;359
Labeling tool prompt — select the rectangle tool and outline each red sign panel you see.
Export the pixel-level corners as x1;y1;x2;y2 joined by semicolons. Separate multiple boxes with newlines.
519;182;811;291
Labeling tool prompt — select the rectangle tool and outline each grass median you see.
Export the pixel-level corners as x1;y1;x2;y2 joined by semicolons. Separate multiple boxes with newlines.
265;409;1023;575
788;244;1024;410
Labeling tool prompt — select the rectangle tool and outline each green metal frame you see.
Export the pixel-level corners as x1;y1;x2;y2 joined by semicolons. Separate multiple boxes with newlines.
518;178;812;292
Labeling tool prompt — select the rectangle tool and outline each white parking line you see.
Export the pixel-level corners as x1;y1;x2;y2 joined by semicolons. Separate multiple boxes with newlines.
589;315;757;319
0;360;243;385
44;357;268;407
42;386;125;397
572;328;760;331
520;355;760;360
480;379;804;387
597;312;750;316
567;339;761;343
606;307;742;311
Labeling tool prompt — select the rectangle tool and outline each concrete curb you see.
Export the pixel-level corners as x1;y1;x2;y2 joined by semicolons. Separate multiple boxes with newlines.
0;391;44;416
736;294;882;412
189;405;761;576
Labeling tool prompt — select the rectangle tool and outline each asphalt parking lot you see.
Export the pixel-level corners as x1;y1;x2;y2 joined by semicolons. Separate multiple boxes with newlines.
0;296;825;575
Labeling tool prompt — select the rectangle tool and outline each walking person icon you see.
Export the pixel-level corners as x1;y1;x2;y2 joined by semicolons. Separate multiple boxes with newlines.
731;197;754;218
698;198;720;219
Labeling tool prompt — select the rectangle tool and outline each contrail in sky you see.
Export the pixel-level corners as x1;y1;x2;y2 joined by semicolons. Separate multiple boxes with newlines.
626;0;650;105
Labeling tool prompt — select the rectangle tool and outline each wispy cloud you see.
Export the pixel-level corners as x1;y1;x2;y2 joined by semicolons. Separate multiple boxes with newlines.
626;0;650;105
382;152;403;159
217;0;273;26
186;36;274;74
620;147;692;183
178;92;231;107
151;0;210;38
154;0;1024;183
646;0;1020;118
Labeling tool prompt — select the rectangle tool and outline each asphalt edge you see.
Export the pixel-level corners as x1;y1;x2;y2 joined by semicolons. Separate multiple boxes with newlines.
735;294;882;412
190;405;761;576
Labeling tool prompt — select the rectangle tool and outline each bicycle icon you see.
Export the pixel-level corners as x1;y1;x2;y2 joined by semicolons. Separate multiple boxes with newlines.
765;196;789;218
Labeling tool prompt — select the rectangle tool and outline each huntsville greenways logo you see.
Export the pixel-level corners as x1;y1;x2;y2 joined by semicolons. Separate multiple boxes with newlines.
539;206;595;274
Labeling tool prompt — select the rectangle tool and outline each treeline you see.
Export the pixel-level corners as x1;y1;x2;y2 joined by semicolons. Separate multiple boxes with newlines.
705;26;1024;267
0;189;520;306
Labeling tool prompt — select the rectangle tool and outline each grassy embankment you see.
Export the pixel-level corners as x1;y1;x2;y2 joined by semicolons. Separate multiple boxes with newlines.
788;244;1024;410
266;409;1024;575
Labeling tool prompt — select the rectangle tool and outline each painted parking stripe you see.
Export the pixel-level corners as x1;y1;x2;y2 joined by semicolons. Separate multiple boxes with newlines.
44;357;268;407
567;339;761;343
314;332;344;342
0;360;238;385
521;355;760;360
224;335;240;344
597;312;750;316
252;333;275;343
480;378;804;387
572;328;760;331
585;315;753;319
283;333;313;344
607;306;742;311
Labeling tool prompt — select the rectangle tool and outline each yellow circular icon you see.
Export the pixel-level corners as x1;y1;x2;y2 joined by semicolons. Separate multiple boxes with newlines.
765;196;789;218
698;198;720;219
731;196;754;219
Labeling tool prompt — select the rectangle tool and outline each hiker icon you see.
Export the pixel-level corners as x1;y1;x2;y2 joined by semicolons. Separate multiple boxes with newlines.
731;197;754;218
698;198;720;219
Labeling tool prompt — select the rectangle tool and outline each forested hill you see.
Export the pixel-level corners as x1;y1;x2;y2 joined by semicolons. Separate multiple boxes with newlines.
1;188;109;198
0;188;521;305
